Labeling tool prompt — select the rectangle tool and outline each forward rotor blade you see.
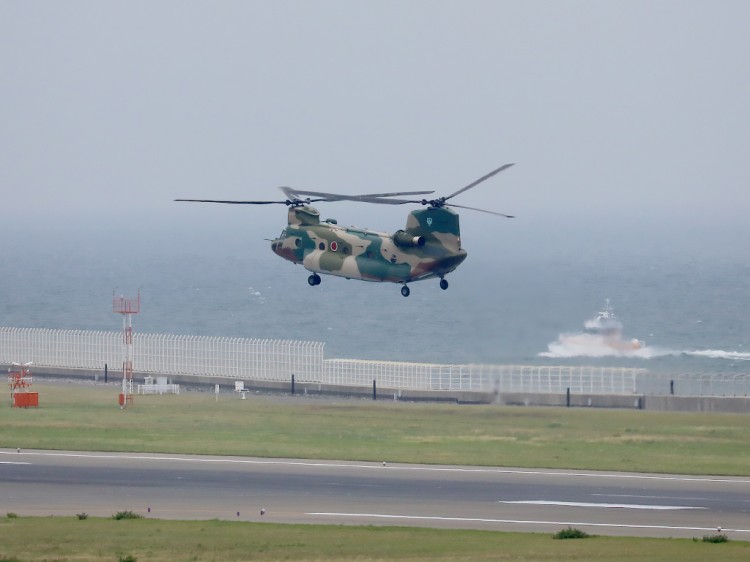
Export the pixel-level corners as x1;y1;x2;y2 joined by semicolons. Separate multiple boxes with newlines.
283;188;434;199
444;163;515;201
446;203;515;218
330;195;421;205
175;199;291;205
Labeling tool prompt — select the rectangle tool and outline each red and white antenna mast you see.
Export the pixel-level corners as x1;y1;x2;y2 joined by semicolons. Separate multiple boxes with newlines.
113;290;140;408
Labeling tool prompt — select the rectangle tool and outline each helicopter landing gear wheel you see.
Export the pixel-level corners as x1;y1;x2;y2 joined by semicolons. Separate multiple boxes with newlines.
308;273;321;286
439;278;449;290
401;285;410;297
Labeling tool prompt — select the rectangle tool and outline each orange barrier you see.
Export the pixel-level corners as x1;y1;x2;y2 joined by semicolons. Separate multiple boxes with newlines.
12;392;38;408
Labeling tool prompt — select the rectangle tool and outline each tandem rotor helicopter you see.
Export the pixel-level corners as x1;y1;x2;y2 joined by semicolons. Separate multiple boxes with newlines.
176;163;515;297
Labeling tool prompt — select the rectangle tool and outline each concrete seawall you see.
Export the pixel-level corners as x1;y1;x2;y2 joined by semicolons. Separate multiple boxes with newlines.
12;365;750;414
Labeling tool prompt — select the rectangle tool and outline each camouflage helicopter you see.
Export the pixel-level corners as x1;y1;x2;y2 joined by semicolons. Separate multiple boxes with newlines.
176;163;514;297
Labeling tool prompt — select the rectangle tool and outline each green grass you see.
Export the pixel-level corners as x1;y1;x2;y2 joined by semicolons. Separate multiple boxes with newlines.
0;516;748;562
3;383;750;560
2;383;750;475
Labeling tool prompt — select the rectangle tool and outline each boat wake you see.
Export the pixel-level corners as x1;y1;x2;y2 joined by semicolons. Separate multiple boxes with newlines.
540;299;648;358
540;341;750;360
539;299;749;361
680;349;750;361
540;333;655;358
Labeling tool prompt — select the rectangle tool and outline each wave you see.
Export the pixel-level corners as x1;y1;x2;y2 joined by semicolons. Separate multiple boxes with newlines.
539;333;749;361
247;286;265;303
681;349;750;361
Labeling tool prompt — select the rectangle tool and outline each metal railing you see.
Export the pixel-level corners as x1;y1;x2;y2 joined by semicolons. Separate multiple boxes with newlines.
323;359;642;393
638;372;750;397
2;327;748;397
0;327;324;382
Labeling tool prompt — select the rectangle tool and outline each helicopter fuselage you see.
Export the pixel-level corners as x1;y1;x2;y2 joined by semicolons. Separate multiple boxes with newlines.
271;205;467;286
176;162;513;297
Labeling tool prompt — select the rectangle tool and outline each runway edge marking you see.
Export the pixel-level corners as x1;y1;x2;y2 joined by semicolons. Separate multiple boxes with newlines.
2;450;749;484
307;512;750;534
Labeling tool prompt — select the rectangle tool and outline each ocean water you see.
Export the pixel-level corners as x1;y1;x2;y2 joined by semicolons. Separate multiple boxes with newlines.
2;223;749;376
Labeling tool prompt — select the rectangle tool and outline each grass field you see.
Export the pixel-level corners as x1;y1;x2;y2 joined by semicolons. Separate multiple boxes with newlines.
1;516;748;562
2;381;750;560
2;382;750;475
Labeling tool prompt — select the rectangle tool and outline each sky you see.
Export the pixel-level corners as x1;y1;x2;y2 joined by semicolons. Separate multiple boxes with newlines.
2;0;749;262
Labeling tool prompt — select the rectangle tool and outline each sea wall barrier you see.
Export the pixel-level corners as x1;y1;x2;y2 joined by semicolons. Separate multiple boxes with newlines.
8;365;750;413
2;327;749;410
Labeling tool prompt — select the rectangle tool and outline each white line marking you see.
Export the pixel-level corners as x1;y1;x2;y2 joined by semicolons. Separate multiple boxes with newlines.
1;450;748;484
0;461;31;465
308;512;750;534
593;493;730;502
499;500;705;510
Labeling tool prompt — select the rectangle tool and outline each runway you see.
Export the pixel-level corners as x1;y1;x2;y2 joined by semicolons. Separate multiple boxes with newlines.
1;449;748;539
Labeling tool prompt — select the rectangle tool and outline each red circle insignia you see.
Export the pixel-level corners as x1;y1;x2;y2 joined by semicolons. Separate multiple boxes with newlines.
330;241;338;252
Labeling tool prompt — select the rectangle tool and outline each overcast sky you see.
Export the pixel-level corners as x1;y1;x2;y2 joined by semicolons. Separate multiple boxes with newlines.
2;1;748;261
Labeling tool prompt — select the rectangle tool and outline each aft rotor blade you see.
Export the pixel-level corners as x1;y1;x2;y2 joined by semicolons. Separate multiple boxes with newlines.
446;202;515;218
279;186;300;199
444;163;515;201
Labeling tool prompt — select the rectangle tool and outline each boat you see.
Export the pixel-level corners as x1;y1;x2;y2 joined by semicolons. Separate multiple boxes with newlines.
584;299;645;350
540;299;646;358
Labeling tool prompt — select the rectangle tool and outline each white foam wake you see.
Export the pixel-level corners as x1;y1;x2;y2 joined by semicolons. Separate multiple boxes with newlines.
539;333;749;361
539;333;653;358
682;349;750;361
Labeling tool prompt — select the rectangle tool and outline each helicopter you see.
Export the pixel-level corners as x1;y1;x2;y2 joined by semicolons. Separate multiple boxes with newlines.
176;163;515;297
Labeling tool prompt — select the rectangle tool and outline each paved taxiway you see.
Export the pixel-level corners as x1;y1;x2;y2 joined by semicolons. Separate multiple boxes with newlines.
1;449;748;539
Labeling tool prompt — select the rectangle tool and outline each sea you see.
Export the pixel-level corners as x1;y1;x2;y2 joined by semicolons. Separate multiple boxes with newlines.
2;220;749;377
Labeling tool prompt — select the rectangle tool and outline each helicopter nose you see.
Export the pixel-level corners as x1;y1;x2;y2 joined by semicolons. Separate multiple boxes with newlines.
271;238;294;260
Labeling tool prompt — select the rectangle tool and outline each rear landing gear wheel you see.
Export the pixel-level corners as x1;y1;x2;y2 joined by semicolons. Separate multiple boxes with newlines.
401;285;410;297
439;278;449;290
308;274;321;286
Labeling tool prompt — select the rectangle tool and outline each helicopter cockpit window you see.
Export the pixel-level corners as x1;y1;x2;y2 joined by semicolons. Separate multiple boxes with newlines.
295;238;301;247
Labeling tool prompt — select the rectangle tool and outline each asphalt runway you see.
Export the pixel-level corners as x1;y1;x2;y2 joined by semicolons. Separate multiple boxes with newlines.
1;448;749;539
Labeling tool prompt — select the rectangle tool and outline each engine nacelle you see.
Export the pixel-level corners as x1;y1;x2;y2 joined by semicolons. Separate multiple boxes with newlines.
393;229;426;248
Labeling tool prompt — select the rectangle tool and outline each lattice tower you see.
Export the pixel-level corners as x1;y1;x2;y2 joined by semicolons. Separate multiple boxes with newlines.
113;291;140;408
